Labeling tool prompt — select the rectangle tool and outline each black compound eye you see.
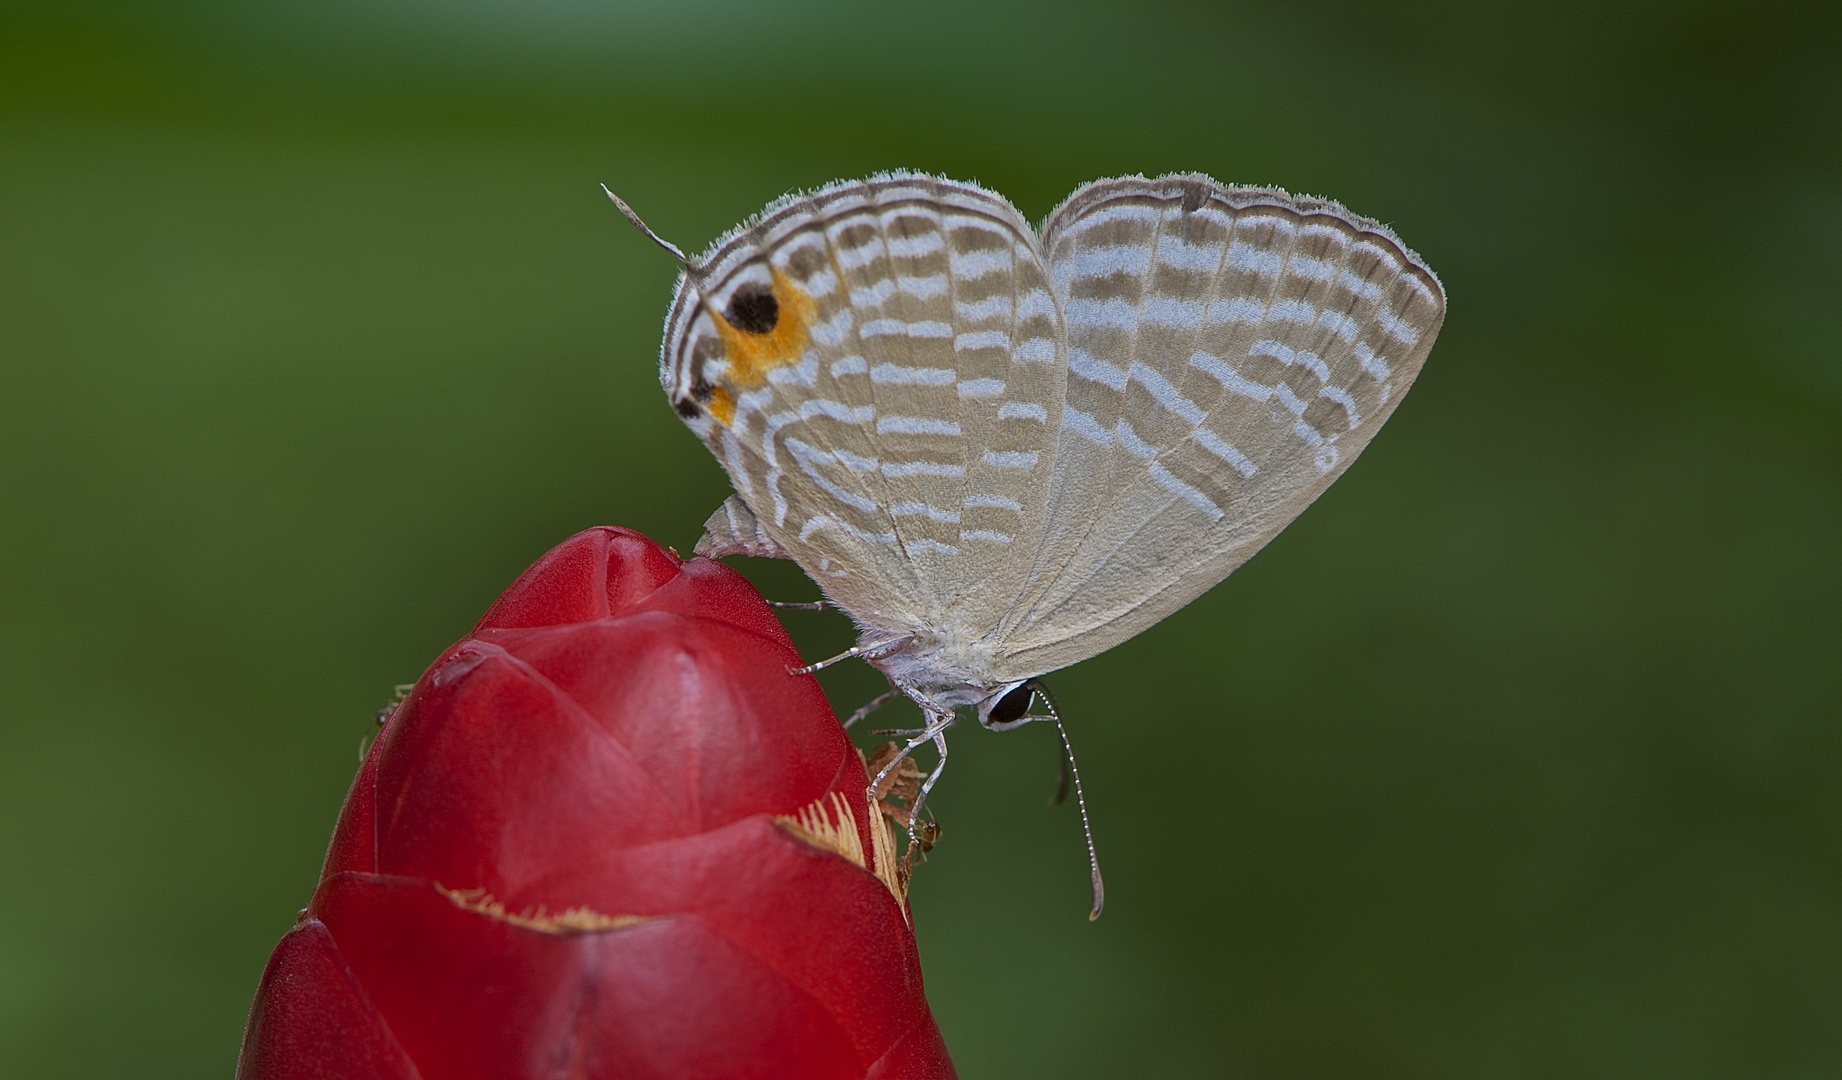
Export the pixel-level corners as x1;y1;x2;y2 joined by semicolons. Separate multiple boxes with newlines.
724;284;779;335
985;682;1035;727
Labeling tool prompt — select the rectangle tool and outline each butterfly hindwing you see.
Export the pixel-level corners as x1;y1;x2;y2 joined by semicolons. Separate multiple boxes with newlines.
995;175;1446;677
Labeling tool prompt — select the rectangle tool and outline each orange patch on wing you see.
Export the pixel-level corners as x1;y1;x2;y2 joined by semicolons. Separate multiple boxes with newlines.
708;385;736;427
711;268;817;390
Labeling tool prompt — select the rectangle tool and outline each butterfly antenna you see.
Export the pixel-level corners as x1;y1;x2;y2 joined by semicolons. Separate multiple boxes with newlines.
1034;684;1104;920
601;185;691;267
1052;738;1072;807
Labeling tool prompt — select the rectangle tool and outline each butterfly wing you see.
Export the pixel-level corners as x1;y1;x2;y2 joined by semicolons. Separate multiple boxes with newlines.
992;174;1446;678
661;173;1065;638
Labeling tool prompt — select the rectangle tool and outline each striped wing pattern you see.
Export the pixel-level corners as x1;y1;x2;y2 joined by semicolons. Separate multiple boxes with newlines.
662;175;1063;637
995;177;1445;677
660;172;1443;684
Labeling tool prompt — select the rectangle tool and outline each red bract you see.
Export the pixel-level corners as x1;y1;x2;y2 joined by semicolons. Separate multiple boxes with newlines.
238;527;954;1080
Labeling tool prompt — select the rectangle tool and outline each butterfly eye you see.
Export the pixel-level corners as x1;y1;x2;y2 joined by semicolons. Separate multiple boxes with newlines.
724;284;779;335
983;681;1036;728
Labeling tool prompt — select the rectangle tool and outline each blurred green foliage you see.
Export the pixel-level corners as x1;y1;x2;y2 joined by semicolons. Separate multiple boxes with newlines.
2;1;1838;1076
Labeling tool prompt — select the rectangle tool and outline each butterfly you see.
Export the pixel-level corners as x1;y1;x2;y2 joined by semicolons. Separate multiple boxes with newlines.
611;172;1445;916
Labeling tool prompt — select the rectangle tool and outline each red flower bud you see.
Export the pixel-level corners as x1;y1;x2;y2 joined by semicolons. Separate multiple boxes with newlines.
238;527;955;1079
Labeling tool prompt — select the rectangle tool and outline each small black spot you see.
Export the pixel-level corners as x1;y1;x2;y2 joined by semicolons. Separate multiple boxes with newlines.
690;368;715;403
985;681;1036;727
673;397;701;418
1179;181;1210;215
724;284;779;334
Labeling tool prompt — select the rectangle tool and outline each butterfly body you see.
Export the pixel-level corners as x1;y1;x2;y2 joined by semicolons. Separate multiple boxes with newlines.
622;171;1444;915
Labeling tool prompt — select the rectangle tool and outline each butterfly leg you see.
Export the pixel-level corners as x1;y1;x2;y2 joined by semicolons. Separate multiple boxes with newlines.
907;727;952;846
867;715;951;796
843;686;903;730
788;634;913;676
765;599;831;611
868;709;955;844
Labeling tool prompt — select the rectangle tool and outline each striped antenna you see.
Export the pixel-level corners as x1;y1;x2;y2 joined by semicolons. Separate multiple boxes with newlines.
601;185;690;267
1034;684;1105;920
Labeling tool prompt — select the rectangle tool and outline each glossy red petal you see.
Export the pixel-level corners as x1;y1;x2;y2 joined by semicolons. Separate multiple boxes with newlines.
472;815;930;1065
474;527;683;631
235;919;420;1080
321;727;381;878
314;873;865;1080
247;527;953;1079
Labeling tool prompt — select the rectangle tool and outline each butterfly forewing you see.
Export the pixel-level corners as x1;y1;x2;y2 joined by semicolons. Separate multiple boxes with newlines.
661;176;1064;636
993;176;1445;677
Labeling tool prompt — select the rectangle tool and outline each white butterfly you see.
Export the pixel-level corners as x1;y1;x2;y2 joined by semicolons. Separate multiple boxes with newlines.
612;172;1444;916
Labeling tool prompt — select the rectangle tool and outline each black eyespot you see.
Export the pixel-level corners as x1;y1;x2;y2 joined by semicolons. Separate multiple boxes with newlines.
673;397;701;418
724;284;779;334
985;681;1036;727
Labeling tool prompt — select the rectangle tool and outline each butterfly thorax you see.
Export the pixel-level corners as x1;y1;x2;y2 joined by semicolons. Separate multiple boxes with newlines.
863;626;1008;712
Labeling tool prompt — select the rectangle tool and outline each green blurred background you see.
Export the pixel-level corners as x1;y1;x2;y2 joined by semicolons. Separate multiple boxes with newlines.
3;0;1838;1075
